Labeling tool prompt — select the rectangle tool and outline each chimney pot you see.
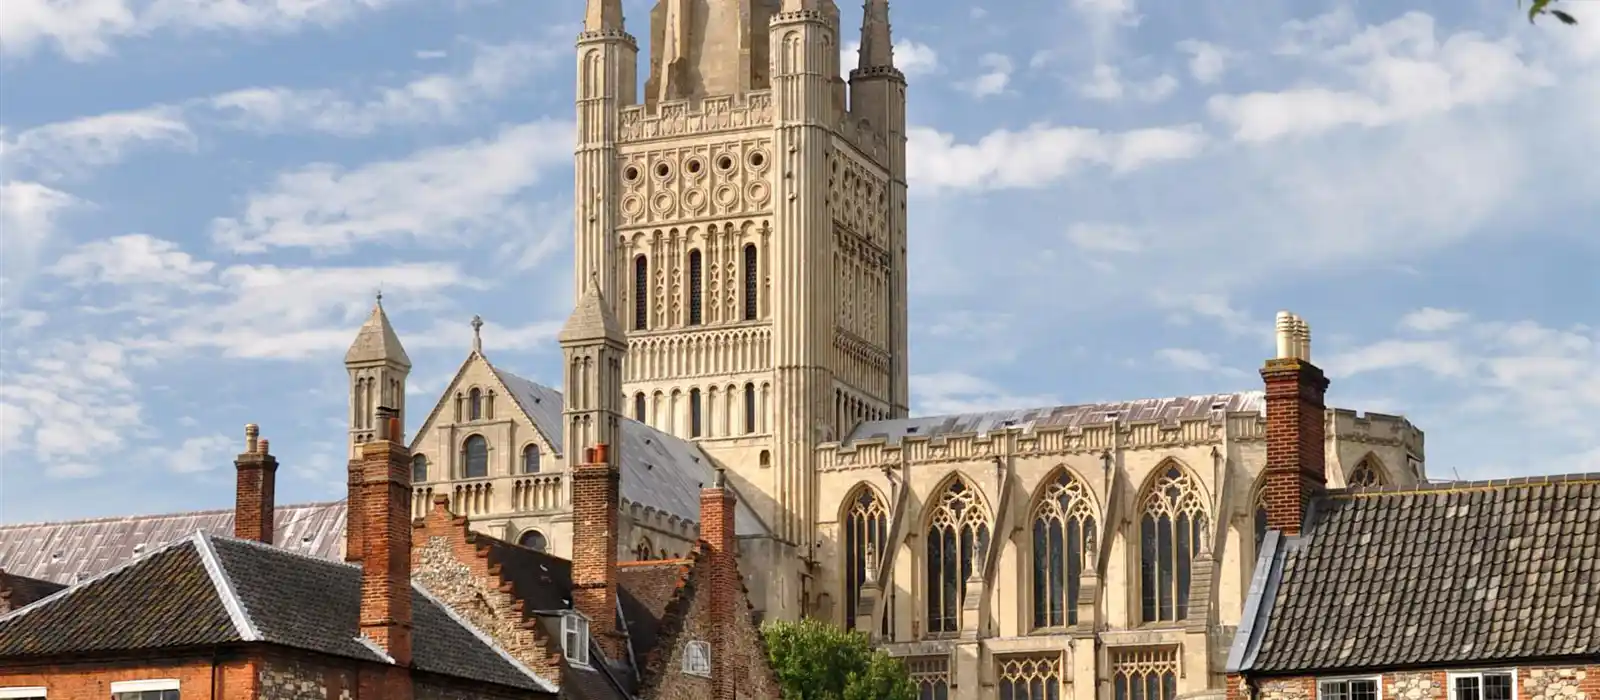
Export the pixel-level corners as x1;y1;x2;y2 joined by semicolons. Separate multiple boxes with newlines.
245;423;259;453
257;438;270;455
593;443;608;464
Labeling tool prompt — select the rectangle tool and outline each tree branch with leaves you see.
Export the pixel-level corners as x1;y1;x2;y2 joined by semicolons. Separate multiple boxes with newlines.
1524;0;1579;25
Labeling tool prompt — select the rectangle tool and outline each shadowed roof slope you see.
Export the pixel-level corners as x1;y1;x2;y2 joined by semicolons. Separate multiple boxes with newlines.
0;570;65;612
1231;474;1600;673
844;392;1264;446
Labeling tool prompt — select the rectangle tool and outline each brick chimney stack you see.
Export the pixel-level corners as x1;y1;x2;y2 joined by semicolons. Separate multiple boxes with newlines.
357;405;415;681
571;442;626;661
234;423;278;545
1260;311;1329;537
700;469;739;700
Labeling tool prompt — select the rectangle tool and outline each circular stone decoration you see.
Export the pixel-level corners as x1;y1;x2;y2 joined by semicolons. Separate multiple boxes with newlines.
746;181;770;205
651;191;676;216
715;185;739;208
621;194;645;219
684;188;707;212
747;150;768;170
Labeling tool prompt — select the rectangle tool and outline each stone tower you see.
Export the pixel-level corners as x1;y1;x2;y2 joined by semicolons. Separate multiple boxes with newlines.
576;0;909;617
559;275;628;462
345;297;411;458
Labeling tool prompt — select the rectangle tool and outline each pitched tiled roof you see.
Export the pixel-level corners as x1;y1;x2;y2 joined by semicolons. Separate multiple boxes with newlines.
0;570;65;612
1230;474;1600;673
844;391;1263;446
0;532;555;693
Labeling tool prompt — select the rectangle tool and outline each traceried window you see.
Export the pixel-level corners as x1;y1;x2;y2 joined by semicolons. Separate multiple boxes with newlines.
468;388;483;421
688;249;704;326
635;392;647;422
683;640;712;677
461;435;489;479
744;383;757;434
690;388;703;437
1321;678;1382;700
633;537;656;560
844;486;889;632
411;454;428;483
1346;457;1386;488
562;612;591;666
998;655;1064;700
907;657;950;700
925;477;990;635
1112;649;1178;700
1031;470;1097;629
1450;672;1514;700
743;243;759;320
1253;486;1269;554
1139;464;1209;623
519;530;548;552
634;255;649;330
522;444;541;474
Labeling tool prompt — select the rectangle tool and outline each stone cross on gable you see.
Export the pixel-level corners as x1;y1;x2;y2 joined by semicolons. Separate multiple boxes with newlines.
471;315;484;353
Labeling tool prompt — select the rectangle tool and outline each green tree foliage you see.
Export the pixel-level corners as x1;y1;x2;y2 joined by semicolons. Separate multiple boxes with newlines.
1523;0;1578;25
762;618;917;700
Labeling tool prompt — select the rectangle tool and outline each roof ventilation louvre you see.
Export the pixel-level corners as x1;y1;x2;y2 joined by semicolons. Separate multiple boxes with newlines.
133;543;146;554
1105;411;1120;420
906;426;919;434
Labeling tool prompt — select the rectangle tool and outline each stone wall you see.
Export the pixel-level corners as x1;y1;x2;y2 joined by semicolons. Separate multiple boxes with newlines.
1259;677;1315;700
1523;667;1591;700
1388;672;1445;700
258;654;355;700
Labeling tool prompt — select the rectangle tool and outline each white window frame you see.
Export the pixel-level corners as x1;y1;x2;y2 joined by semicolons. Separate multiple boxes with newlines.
683;639;712;677
562;612;591;668
110;680;179;693
1317;675;1384;700
1448;669;1519;700
0;688;47;699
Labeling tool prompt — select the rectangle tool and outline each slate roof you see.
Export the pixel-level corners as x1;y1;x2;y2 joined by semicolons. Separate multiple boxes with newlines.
843;391;1265;446
0;570;65;612
1230;474;1600;674
0;531;555;693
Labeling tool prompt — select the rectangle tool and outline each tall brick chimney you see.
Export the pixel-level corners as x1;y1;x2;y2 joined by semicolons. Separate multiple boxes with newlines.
571;442;626;661
1259;311;1329;537
234;423;278;544
700;469;738;700
358;405;415;684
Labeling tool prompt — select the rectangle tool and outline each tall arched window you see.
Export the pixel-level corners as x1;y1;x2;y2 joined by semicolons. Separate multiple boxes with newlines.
925;477;990;635
1347;457;1385;487
689;388;703;437
412;454;428;484
1139;464;1208;623
743;243;758;321
519;530;548;552
843;487;889;630
468;388;483;421
462;435;489;479
634;392;647;422
1032;470;1097;629
634;255;649;331
522;444;541;474
743;383;756;434
687;249;703;326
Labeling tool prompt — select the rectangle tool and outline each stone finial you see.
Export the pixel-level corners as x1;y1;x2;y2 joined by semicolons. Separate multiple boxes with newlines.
346;297;411;368
245;423;259;454
857;0;894;69
471;314;484;353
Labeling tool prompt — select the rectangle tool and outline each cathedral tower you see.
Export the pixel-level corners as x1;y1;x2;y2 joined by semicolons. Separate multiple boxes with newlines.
582;0;908;618
345;296;410;564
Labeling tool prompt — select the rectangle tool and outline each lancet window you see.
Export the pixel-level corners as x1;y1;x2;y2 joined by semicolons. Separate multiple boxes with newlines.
1112;648;1179;700
998;655;1064;700
843;486;889;631
634;255;649;331
1253;487;1269;554
411;454;428;483
1139;464;1208;623
688;249;703;326
522;445;541;474
461;435;489;479
744;383;757;434
743;243;758;321
468;388;483;421
635;392;647;422
689;388;703;437
925;477;990;635
1031;470;1097;629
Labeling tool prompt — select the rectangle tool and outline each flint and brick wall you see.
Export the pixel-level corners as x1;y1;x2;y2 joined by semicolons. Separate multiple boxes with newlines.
1229;665;1598;700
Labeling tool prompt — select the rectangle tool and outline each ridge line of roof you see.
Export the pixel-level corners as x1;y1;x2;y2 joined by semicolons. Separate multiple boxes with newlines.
0;500;347;529
194;532;260;643
211;531;364;571
0;531;199;625
1326;472;1600;499
413;581;560;693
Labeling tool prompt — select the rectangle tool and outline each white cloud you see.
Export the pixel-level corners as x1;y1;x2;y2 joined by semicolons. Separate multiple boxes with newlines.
841;39;939;77
1079;64;1177;103
1175;39;1231;84
1153;348;1243;376
1150;291;1259;338
907;123;1206;191
960;54;1013;99
1399;307;1469;333
0;0;402;62
911;371;1059;415
49;233;215;287
2;107;194;179
0;181;79;301
0;338;144;478
147;433;234;474
211;120;574;253
1070;0;1141;59
1209;12;1554;143
1066;223;1143;253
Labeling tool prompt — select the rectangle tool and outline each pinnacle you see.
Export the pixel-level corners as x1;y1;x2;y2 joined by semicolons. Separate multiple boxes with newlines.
345;300;412;368
559;274;625;344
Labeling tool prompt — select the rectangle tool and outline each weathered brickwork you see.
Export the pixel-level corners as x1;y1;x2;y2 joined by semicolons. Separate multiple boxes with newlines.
645;551;780;700
1388;672;1446;700
0;657;258;699
1524;667;1592;700
651;580;716;700
258;654;355;700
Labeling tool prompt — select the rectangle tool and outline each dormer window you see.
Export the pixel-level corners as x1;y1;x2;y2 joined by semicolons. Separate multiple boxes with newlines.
562;612;591;667
683;639;712;677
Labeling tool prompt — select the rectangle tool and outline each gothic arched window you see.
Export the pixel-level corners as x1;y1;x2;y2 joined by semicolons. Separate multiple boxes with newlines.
468;388;483;421
519;530;548;552
844;487;889;630
743;243;758;321
687;249;704;326
634;392;647;422
633;537;655;561
411;454;428;484
1253;487;1269;554
689;388;703;437
1139;464;1208;623
1031;470;1097;629
634;255;649;331
462;435;489;479
925;477;990;635
743;383;757;434
522;444;541;474
1347;457;1385;488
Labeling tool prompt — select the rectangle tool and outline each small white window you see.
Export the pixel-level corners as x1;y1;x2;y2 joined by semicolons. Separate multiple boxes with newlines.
683;640;712;677
1451;671;1516;700
562;612;591;667
110;679;180;700
1319;677;1380;700
0;688;47;700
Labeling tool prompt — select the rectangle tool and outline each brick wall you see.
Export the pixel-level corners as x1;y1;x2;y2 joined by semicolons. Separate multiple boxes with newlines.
571;445;624;660
0;656;258;700
1259;359;1329;536
257;651;358;700
645;547;781;700
1232;664;1599;700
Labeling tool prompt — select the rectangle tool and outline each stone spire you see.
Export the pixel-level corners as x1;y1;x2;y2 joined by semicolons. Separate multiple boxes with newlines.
560;274;625;344
345;296;411;369
585;0;624;31
645;0;780;103
857;0;894;70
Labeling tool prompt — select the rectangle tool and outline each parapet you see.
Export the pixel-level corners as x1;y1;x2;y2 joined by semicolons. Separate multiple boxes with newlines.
619;92;773;143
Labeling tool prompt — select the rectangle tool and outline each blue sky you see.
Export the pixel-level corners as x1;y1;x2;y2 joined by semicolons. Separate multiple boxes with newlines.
1;0;1596;523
